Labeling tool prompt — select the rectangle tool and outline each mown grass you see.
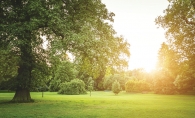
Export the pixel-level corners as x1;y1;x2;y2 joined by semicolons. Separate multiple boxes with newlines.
0;91;195;118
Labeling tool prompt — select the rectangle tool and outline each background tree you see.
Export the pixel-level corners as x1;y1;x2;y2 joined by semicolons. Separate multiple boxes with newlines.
87;77;94;96
153;43;178;94
103;74;129;91
125;78;149;93
58;79;86;95
156;0;195;93
49;60;76;92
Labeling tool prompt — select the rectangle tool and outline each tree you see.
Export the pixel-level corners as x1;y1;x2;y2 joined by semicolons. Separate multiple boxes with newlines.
103;73;129;90
125;79;149;93
49;60;76;92
87;77;94;96
112;80;121;95
58;79;86;95
153;43;178;94
0;0;130;102
155;0;195;93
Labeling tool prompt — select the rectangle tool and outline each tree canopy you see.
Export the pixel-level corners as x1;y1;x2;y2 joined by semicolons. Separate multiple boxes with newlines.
0;0;130;102
156;0;195;93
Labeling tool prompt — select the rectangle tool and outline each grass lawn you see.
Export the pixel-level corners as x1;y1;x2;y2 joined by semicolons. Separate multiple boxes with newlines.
0;91;195;118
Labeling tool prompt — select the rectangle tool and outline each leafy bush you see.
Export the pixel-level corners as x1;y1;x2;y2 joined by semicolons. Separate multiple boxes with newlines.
152;72;176;94
58;79;86;95
49;61;77;92
103;76;113;90
49;79;61;92
173;75;194;94
103;74;129;90
125;80;135;92
87;77;94;91
112;80;121;95
125;79;149;92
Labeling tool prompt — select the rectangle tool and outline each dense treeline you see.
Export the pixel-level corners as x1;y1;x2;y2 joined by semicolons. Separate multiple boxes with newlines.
1;57;195;95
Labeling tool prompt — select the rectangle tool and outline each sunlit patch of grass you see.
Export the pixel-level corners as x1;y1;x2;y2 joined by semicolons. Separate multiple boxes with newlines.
0;91;195;118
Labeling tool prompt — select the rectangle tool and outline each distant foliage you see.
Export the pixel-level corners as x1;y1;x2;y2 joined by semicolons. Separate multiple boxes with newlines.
125;79;149;92
112;80;121;95
153;75;176;95
49;61;77;92
58;79;86;95
49;79;61;92
173;75;194;93
125;80;135;92
155;0;195;94
103;74;129;90
87;77;94;91
103;76;113;90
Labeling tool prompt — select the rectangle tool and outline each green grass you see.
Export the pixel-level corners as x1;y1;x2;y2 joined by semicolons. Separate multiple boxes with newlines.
0;91;195;118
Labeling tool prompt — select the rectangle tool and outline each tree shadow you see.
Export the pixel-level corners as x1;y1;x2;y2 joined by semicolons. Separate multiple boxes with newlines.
0;100;12;104
0;99;35;104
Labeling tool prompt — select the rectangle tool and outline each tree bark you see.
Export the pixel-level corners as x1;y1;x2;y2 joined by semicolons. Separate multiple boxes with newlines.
12;31;33;102
12;88;32;102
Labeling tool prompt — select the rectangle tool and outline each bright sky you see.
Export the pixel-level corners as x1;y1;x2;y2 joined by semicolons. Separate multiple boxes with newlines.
101;0;169;72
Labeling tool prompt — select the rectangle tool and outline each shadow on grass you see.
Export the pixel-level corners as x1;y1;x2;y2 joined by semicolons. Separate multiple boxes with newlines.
0;99;35;104
0;90;15;93
0;100;12;104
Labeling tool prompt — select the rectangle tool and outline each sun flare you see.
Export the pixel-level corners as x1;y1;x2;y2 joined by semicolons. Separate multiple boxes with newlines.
128;52;157;72
144;63;155;72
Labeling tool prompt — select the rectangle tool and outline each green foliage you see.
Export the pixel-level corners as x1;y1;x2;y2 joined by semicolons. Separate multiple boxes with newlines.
115;74;130;90
95;79;104;91
87;77;94;91
49;61;77;92
0;0;130;102
87;77;94;96
0;78;17;90
125;79;150;93
58;79;86;95
174;74;195;93
156;0;195;93
125;80;134;92
152;70;176;95
152;43;179;94
112;80;121;95
173;62;195;93
72;26;130;79
49;79;61;92
0;49;18;83
54;61;76;82
103;76;113;90
77;73;91;89
103;74;129;90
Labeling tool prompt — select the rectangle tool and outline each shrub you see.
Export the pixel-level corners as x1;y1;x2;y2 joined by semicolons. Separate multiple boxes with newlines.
112;80;121;95
87;77;94;90
49;79;61;92
125;80;135;92
125;80;149;92
103;74;130;91
58;79;86;95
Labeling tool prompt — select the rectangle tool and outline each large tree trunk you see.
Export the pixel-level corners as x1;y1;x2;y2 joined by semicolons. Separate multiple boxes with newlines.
12;88;32;102
12;33;33;102
12;52;33;102
11;51;33;102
